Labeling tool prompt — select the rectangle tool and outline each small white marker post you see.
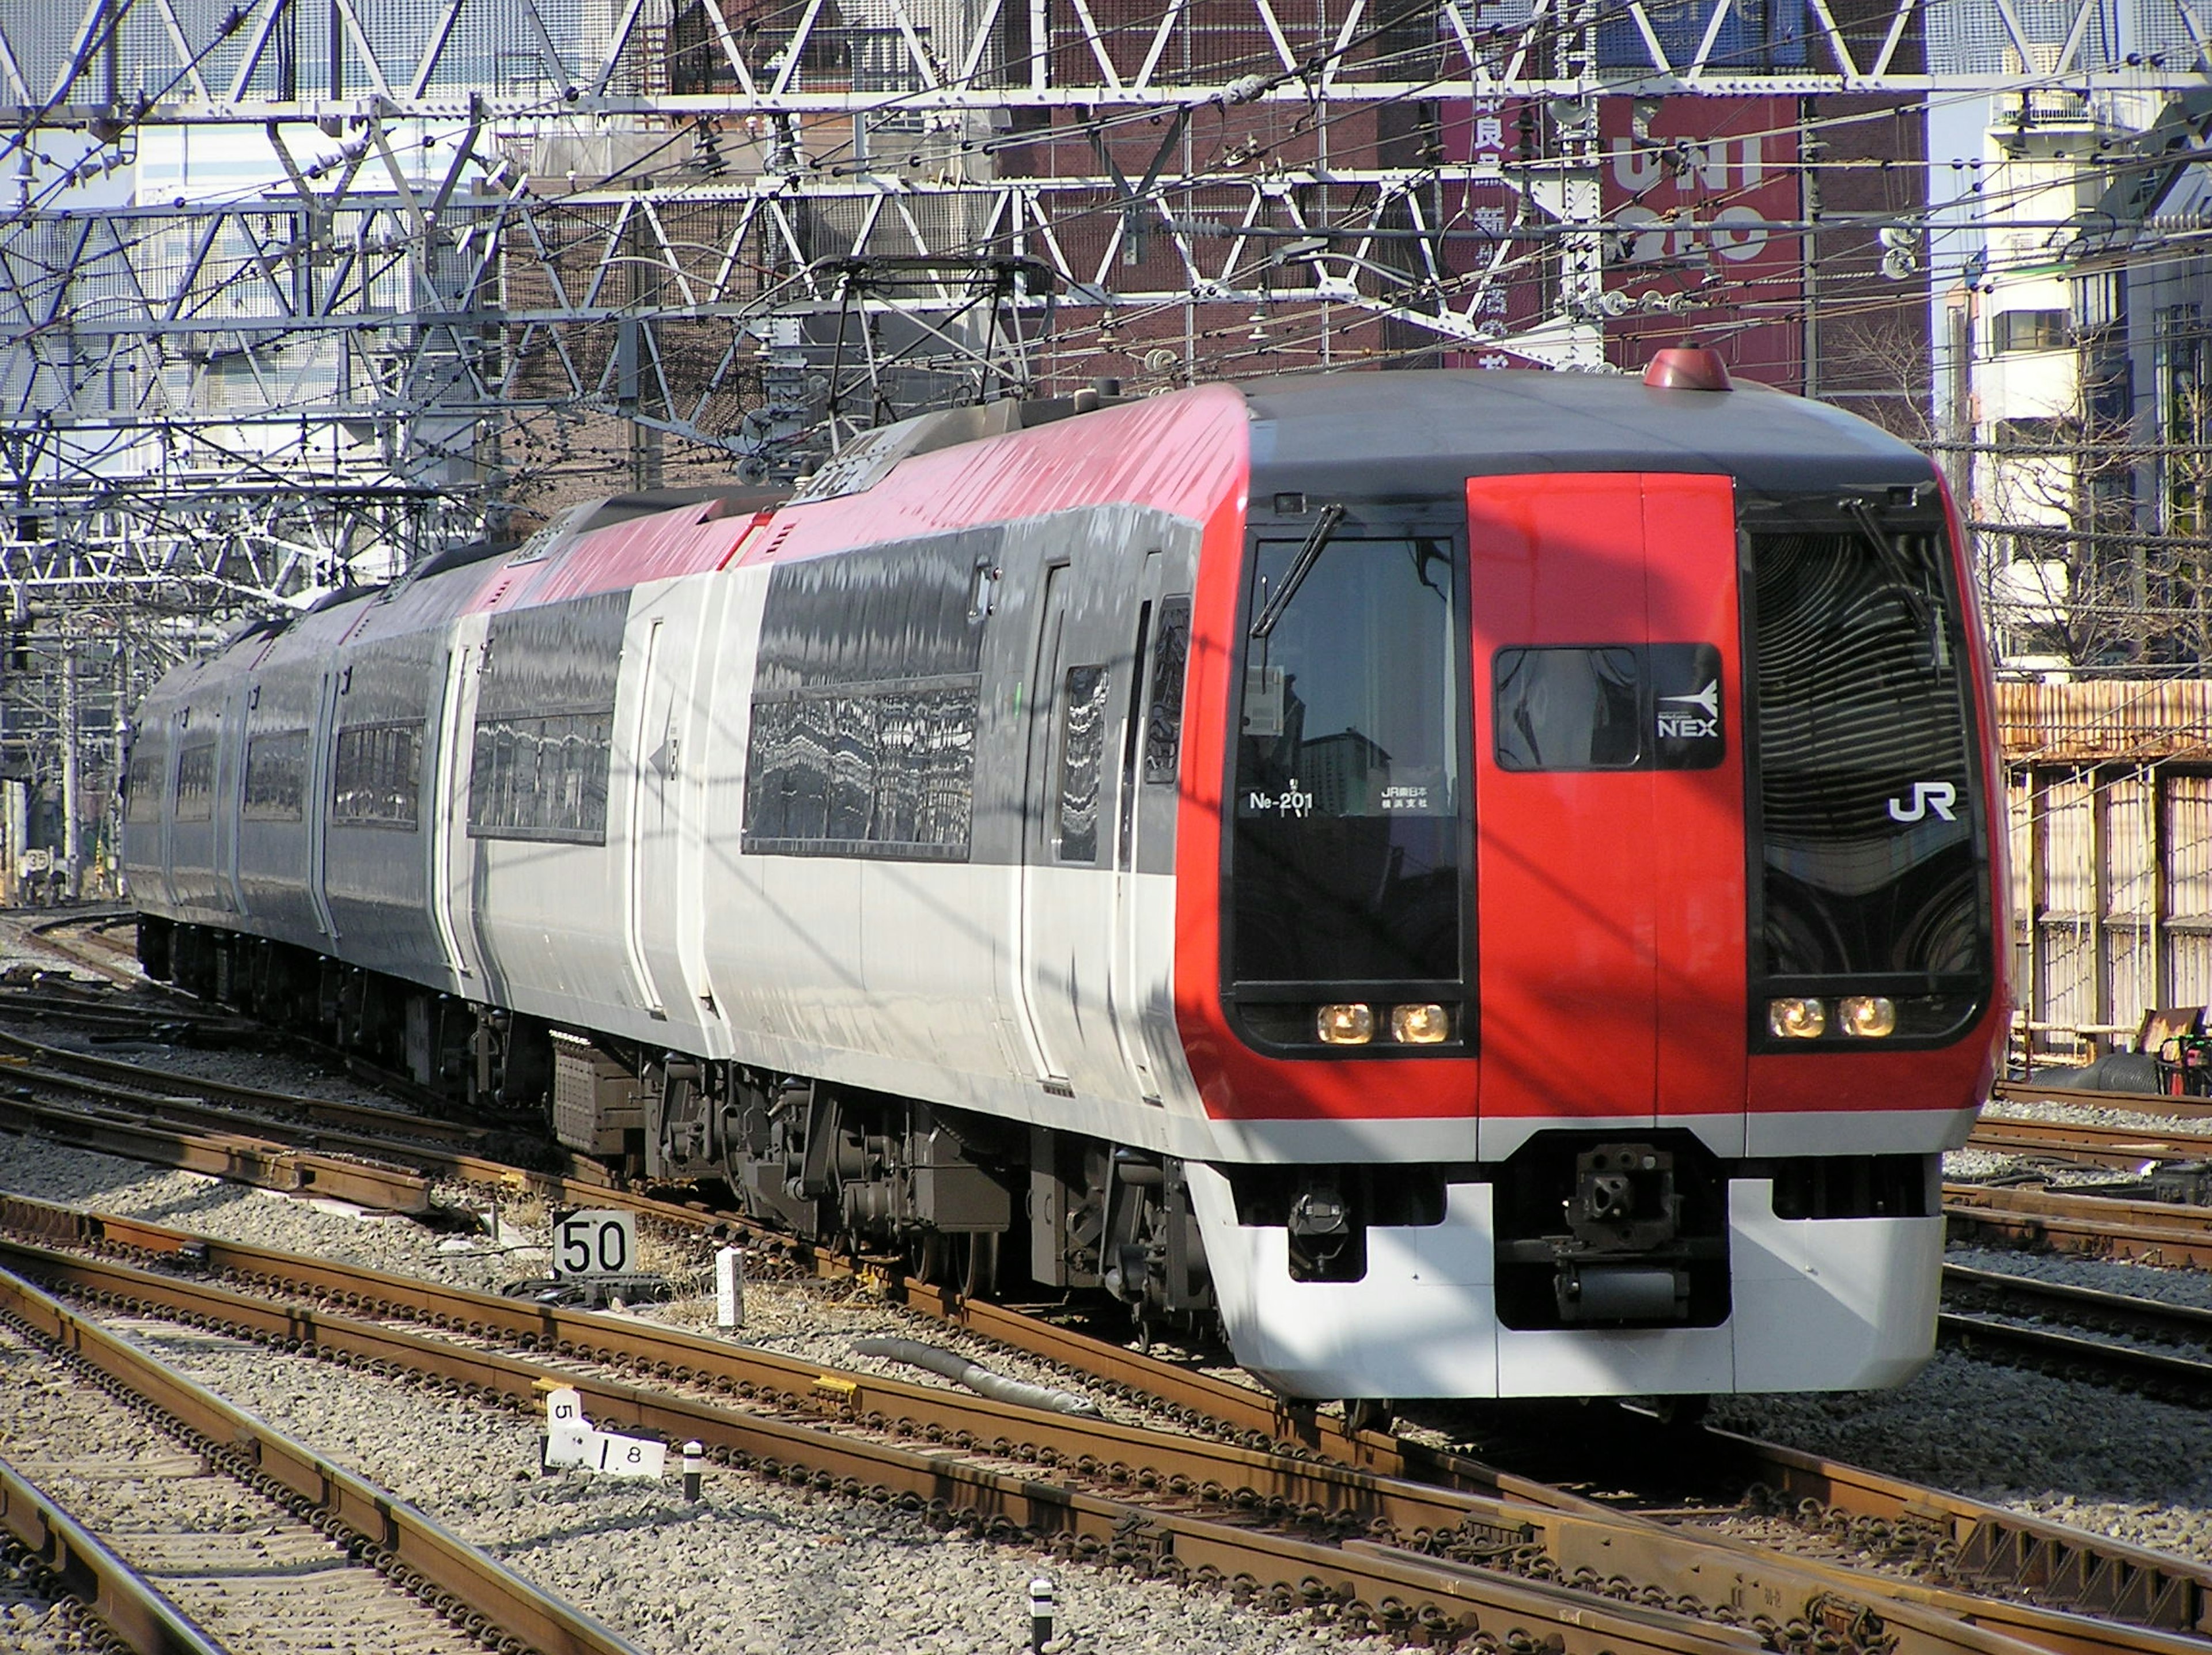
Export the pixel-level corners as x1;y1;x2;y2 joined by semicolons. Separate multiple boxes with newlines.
541;1386;590;1475
539;1386;668;1481
683;1440;703;1502
715;1244;745;1330
1028;1576;1055;1653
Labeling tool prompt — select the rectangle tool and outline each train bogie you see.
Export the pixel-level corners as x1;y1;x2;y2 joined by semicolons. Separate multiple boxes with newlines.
123;363;2005;1402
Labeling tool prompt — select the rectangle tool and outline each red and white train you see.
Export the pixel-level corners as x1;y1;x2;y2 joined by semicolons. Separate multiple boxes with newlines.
122;356;2006;1406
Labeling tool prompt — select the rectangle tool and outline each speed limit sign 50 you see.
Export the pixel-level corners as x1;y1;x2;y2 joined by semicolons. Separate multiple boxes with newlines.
553;1210;637;1279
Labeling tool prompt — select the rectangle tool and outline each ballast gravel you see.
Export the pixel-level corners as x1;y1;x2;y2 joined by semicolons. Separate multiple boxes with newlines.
0;1134;1403;1654
5;1109;2212;1642
105;1312;1398;1655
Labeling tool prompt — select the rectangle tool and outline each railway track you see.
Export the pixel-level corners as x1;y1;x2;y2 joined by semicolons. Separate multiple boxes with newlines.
1944;1184;2212;1270
0;985;2207;1649
1994;1080;2212;1124
5;1191;2211;1655
0;1256;642;1655
1938;1264;2212;1403
15;916;2212;1651
1967;1117;2212;1172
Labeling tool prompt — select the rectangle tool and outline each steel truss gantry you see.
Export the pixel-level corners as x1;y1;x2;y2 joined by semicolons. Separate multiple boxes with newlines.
0;0;2202;603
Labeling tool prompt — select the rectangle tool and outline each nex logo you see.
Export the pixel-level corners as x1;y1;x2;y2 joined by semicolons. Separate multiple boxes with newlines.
1887;782;1957;824
1654;681;1720;740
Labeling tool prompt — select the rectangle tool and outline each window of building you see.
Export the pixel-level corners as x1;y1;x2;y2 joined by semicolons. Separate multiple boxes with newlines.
1993;309;2068;354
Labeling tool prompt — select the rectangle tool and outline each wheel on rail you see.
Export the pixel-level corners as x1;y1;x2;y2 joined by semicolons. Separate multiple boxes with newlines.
959;1230;999;1299
1342;1398;1395;1437
1646;1393;1710;1428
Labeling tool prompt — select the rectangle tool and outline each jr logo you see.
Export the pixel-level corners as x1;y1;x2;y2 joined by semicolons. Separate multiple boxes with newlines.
1887;782;1957;824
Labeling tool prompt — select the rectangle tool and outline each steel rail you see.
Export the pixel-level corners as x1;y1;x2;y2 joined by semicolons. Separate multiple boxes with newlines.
1966;1120;2212;1171
0;1088;436;1214
6;1197;2210;1655
0;969;2197;1649
1702;1433;2212;1646
0;988;258;1039
0;1262;647;1655
1942;1185;2212;1270
0;1449;228;1655
1944;1265;2212;1349
0;1023;493;1149
1939;1313;2212;1405
0;1239;1785;1655
1992;1082;2212;1123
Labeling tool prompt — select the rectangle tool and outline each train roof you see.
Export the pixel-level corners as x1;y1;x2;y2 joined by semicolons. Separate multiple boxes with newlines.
1235;368;1936;503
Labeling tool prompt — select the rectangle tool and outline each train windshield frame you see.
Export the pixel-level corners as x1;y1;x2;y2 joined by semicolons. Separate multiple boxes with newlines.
1222;522;1473;1054
1743;507;1994;1048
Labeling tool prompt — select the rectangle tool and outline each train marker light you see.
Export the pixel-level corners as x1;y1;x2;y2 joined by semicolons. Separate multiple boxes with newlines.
1390;1003;1450;1044
1316;1003;1373;1044
1768;997;1827;1039
1839;995;1897;1038
1643;346;1734;391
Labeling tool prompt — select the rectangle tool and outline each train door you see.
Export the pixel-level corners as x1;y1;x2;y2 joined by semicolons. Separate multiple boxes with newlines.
1105;551;1167;1104
622;584;719;1030
1016;559;1134;1097
621;615;669;1020
1016;565;1075;1083
427;643;478;986
215;686;246;916
1470;473;1747;1138
306;666;339;942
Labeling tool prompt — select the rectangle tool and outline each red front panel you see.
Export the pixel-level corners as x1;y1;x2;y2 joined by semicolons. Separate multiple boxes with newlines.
1469;472;1747;1124
1642;475;1750;1122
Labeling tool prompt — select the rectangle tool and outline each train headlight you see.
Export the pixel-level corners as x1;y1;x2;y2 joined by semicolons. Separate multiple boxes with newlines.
1316;1003;1374;1045
1767;997;1827;1040
1390;1003;1450;1044
1839;995;1897;1038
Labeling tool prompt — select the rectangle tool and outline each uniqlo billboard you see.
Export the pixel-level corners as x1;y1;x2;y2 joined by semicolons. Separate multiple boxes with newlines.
1599;96;1805;386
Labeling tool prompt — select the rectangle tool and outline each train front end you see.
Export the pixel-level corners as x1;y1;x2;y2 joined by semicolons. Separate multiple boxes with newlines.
1176;369;2005;1400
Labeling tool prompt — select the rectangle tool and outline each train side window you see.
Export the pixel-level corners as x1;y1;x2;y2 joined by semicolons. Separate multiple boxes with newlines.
1493;645;1725;773
123;750;163;825
175;738;218;823
1494;647;1643;771
1056;664;1110;862
243;729;309;822
1143;596;1191;785
334;722;425;829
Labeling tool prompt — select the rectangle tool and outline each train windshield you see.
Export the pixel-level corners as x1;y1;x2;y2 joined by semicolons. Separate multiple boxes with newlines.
1230;535;1463;987
1747;522;1989;1032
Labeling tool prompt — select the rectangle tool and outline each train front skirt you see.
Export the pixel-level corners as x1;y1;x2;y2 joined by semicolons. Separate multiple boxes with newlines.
1187;1168;1942;1398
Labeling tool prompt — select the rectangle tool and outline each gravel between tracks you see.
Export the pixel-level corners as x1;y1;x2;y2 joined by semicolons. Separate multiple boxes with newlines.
2;1131;2212;1639
0;1134;1410;1654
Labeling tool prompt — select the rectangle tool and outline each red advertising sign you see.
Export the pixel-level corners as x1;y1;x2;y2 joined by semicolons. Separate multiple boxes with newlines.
1437;96;1548;369
1599;96;1805;387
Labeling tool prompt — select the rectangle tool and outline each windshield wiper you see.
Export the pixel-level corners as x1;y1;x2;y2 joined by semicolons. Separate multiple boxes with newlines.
1250;502;1346;639
1840;496;1949;671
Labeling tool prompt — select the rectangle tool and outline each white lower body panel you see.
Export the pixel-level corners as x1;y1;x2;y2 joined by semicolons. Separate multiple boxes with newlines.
1187;1168;1940;1400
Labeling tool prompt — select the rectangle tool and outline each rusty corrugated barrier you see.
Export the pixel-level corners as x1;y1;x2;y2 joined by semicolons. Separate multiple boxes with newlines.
1999;678;2212;1056
1998;678;2212;762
